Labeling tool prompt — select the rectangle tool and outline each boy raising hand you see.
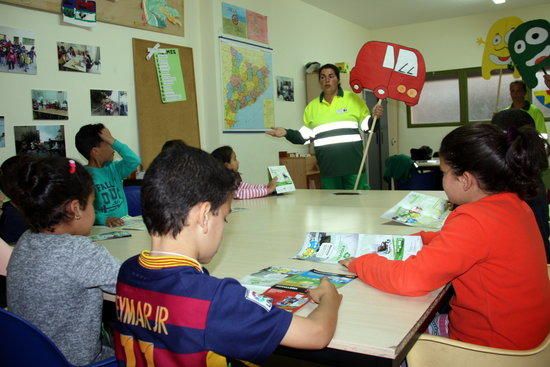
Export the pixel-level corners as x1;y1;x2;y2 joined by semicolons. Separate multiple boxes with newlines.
75;124;141;227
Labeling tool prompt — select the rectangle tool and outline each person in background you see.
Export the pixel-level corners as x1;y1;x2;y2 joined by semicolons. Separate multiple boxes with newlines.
212;145;277;199
508;80;546;134
114;143;342;366
267;63;383;190
75;124;141;227
341;123;550;350
0;156;120;365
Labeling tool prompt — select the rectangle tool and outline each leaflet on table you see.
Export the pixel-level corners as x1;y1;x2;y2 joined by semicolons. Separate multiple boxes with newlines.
267;165;295;194
120;216;147;231
381;191;451;229
293;232;423;264
89;231;131;241
240;267;356;313
239;266;304;293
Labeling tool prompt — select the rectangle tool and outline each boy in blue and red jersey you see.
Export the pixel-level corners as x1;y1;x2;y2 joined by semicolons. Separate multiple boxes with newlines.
114;141;342;366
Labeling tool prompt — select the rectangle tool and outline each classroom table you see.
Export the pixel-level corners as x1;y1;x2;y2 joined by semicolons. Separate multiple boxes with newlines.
96;189;450;367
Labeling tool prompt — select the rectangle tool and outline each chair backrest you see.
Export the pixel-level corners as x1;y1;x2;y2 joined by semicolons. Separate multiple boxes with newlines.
0;307;71;366
0;308;117;367
123;186;142;217
396;169;443;191
0;201;29;244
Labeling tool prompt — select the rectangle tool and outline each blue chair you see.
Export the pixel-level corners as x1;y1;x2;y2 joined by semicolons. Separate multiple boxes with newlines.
0;201;29;244
395;169;443;191
123;186;142;216
0;307;116;366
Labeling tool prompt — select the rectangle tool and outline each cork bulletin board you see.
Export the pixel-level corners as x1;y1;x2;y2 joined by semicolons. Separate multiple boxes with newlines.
132;38;200;169
0;0;185;37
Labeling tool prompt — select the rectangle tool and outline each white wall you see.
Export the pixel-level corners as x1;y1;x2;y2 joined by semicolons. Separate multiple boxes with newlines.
370;3;550;155
0;0;370;184
199;0;371;182
0;1;206;164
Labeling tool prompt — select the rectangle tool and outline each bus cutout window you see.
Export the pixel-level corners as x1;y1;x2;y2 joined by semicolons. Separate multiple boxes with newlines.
395;49;418;76
382;45;395;70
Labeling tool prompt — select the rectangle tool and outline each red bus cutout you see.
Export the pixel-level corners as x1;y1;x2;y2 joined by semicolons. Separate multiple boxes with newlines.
350;41;426;106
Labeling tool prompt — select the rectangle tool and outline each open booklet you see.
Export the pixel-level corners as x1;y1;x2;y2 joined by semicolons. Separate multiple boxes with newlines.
293;232;423;264
268;165;295;194
240;267;356;313
381;191;451;229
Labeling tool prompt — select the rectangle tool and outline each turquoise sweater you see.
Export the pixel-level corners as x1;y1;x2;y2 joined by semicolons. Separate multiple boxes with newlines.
86;140;141;225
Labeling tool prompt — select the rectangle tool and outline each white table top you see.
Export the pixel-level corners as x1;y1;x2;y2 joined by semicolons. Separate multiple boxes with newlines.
96;189;449;360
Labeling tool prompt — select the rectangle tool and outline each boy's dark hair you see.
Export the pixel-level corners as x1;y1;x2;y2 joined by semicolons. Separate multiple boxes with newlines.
509;80;527;93
211;145;234;165
75;123;105;160
440;123;547;199
142;144;238;238
0;156;93;232
492;109;535;131
161;139;187;152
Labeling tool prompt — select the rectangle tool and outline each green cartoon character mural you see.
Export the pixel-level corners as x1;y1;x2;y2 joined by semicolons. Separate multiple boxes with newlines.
508;19;550;89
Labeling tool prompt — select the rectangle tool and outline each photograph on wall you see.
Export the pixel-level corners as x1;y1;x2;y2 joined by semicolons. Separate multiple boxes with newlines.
32;90;69;120
276;76;294;102
0;26;37;75
0;116;5;148
57;41;101;73
14;125;66;157
62;0;97;28
90;90;128;116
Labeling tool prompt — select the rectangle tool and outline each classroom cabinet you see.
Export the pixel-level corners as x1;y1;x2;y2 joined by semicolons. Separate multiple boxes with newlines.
279;154;320;189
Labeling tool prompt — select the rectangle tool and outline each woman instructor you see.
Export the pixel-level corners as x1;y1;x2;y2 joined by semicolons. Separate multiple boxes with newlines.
267;64;383;190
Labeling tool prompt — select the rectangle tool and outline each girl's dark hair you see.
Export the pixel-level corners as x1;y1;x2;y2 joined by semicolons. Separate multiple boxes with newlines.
318;63;340;81
211;145;234;165
0;156;93;232
439;123;548;199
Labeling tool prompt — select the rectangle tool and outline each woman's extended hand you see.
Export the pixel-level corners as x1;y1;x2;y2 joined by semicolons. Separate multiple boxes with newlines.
266;127;287;138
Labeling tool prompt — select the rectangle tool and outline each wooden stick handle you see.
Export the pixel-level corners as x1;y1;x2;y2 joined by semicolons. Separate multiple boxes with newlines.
353;99;383;190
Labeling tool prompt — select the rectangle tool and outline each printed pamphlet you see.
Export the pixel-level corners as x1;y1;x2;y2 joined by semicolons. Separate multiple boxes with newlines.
90;230;131;241
268;165;295;194
293;232;423;264
240;267;356;313
381;191;451;229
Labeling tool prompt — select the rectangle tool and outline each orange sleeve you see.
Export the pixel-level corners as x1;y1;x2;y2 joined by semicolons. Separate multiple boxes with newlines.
415;231;440;245
348;211;489;296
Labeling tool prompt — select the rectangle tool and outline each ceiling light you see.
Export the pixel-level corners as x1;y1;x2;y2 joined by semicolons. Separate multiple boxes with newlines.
492;0;506;4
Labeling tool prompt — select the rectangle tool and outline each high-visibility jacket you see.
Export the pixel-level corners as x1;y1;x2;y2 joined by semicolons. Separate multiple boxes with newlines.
285;89;372;177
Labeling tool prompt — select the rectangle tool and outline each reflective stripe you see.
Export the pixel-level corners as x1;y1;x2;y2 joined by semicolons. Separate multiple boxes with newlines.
360;115;372;131
314;134;362;147
299;126;315;140
312;121;359;135
541;133;548;140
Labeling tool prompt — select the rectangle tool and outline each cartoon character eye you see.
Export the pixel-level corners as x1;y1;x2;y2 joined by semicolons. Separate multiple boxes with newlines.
525;27;548;45
492;34;502;46
514;40;526;54
504;28;515;44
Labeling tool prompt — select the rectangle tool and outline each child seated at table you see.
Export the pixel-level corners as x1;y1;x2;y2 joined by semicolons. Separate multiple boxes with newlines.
0;155;120;365
341;123;550;350
114;143;342;366
75;124;141;227
212;145;277;199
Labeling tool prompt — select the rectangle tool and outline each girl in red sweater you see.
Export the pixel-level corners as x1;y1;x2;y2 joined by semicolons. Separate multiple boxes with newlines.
341;123;550;350
211;146;277;200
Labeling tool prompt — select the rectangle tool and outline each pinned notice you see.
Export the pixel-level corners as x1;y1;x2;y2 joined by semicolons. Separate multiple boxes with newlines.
154;48;186;103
